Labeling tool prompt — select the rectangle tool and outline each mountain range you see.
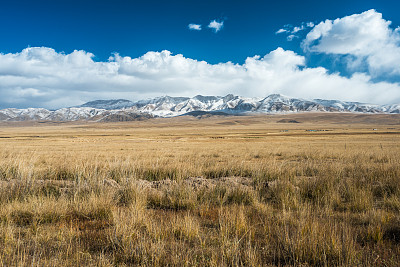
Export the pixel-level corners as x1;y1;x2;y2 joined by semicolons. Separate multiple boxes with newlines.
1;94;399;122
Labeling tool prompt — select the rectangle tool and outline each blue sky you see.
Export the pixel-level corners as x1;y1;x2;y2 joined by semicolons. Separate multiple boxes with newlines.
1;0;400;108
2;0;395;63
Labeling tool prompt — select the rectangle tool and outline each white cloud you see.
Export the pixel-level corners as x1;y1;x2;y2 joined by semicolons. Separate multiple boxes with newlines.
287;35;298;41
188;23;201;31
292;26;305;34
0;46;400;109
306;22;315;28
303;9;400;78
276;28;287;34
208;20;224;33
276;22;315;40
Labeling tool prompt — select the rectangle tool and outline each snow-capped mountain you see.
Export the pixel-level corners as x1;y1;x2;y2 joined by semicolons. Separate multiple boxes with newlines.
76;99;135;110
0;107;153;122
0;94;399;121
119;94;400;116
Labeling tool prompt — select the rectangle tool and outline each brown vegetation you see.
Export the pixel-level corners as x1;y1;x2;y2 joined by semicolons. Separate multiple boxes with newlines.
0;113;399;266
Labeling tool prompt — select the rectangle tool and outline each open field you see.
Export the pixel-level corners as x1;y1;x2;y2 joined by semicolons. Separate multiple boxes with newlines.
0;113;399;266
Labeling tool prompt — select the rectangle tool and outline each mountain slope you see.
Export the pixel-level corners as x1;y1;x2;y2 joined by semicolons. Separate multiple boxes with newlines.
76;99;135;110
0;94;399;121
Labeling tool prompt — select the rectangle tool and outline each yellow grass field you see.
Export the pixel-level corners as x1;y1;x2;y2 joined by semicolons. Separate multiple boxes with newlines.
0;113;399;266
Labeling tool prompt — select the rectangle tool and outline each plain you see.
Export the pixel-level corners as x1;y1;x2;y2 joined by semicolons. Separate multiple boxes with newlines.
0;113;399;266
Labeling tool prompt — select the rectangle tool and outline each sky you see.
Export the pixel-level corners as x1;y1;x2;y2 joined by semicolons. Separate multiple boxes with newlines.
1;0;400;109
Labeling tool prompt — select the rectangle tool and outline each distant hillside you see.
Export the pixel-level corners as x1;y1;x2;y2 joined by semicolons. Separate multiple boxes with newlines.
0;94;399;121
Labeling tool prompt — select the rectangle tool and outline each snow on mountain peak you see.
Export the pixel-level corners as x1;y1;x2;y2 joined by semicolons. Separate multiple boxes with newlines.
0;94;399;121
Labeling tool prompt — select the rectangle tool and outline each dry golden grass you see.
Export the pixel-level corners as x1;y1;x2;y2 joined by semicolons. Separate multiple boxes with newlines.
0;113;399;266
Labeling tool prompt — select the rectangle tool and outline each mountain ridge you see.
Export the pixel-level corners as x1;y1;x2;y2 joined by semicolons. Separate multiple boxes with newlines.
0;94;399;122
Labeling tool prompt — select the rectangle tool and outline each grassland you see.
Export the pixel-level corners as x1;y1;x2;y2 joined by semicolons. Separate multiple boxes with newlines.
0;113;399;266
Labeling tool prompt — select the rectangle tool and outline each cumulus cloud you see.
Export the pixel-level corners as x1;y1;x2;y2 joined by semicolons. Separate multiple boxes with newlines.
208;20;224;33
0;46;400;109
188;23;201;31
303;9;400;78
